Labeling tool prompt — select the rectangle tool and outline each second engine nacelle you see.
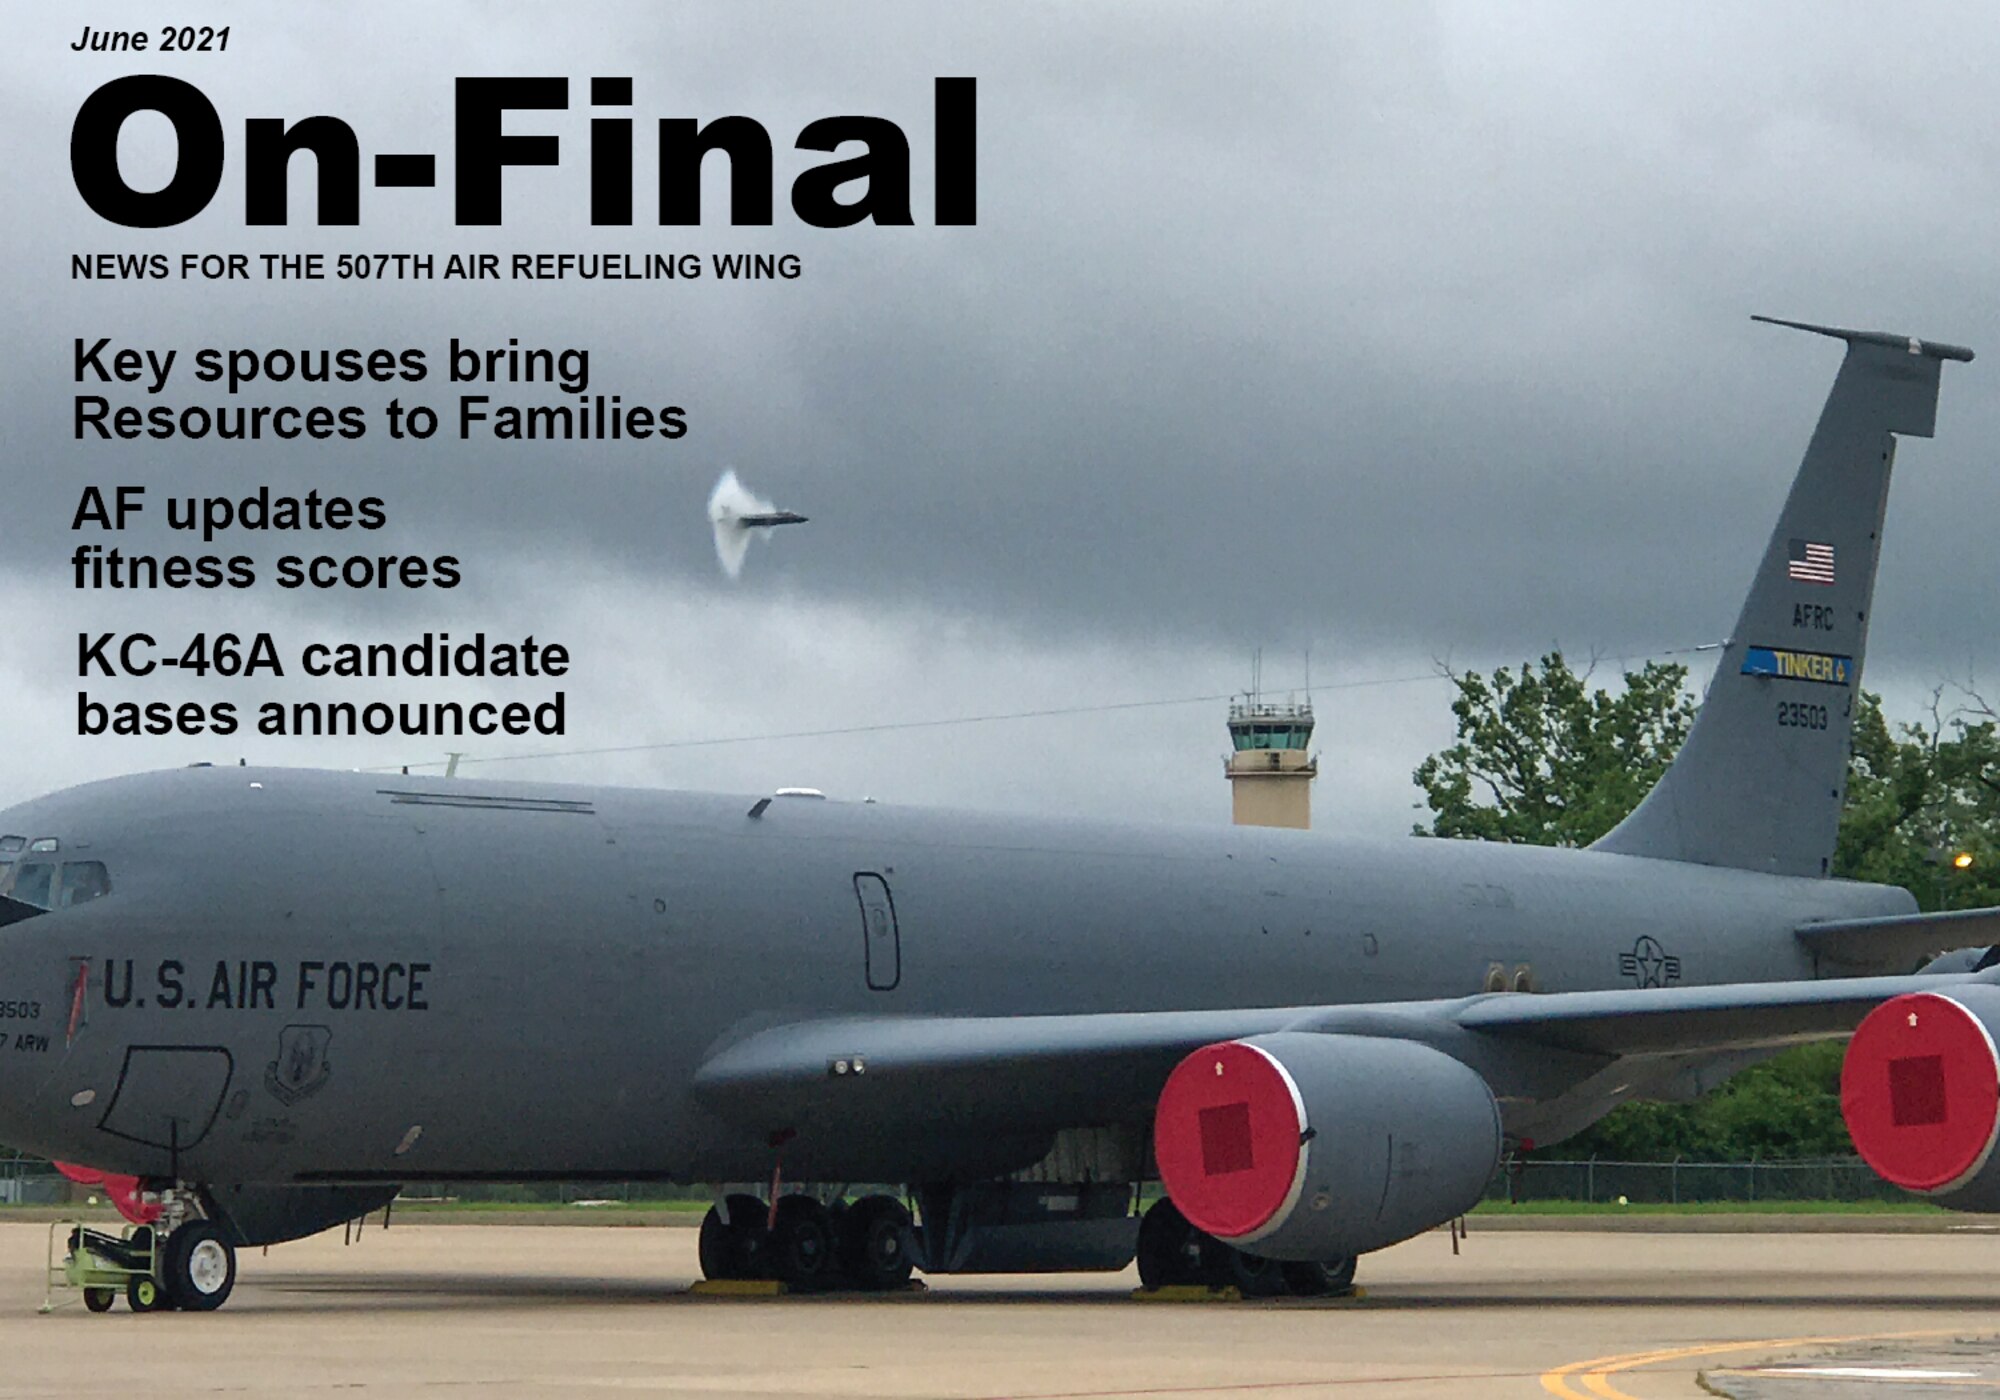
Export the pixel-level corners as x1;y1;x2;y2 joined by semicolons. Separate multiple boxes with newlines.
1152;1031;1501;1260
1844;985;2000;1210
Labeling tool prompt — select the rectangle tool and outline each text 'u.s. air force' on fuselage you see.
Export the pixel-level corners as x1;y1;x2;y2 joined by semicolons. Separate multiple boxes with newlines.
95;959;432;1013
0;316;1994;1310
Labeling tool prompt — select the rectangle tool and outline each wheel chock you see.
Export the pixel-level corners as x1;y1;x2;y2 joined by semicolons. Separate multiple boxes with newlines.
688;1278;788;1297
1131;1284;1242;1302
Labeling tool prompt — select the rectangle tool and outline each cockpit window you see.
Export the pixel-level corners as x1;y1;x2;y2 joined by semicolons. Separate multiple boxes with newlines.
0;859;110;912
0;836;23;855
27;838;58;853
8;862;54;910
57;862;111;908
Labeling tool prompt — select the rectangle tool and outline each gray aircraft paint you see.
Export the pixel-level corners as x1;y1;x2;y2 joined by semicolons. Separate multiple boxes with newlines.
0;321;1982;1210
1597;319;1975;876
0;767;1923;1185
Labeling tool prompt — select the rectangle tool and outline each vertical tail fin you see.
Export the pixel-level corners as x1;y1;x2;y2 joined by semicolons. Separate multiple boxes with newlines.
1593;318;1973;877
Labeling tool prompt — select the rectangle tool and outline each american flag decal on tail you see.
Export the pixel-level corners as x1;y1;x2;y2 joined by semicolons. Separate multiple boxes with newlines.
1787;539;1836;585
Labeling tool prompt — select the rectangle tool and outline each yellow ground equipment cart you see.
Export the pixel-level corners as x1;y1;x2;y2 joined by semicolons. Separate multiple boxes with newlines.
43;1222;164;1313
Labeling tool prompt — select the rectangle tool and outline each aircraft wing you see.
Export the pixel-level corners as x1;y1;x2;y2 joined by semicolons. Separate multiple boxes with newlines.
1795;905;2000;973
693;967;2000;1135
1445;970;1985;1055
694;1006;1314;1129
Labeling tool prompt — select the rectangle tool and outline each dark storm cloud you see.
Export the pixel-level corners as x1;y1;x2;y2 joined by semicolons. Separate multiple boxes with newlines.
5;2;1995;813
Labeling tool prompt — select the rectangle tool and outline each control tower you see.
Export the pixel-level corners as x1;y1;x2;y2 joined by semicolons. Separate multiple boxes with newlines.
1224;668;1317;829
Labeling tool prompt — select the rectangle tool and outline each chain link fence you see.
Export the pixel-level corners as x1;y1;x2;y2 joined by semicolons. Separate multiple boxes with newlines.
1488;1157;1907;1205
393;1181;714;1205
0;1151;65;1205
0;1151;1911;1208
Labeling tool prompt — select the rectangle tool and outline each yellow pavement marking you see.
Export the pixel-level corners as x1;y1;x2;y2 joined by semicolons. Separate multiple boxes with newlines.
1541;1330;1961;1400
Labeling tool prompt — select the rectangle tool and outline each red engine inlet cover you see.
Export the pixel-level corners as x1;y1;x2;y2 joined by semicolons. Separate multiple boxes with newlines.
1153;1040;1307;1241
1843;992;2000;1194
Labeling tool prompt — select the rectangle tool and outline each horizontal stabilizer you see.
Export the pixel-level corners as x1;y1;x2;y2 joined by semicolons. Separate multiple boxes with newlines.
1752;314;1975;365
1796;905;2000;973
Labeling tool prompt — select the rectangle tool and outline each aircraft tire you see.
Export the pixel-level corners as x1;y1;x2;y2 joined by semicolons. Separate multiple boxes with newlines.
838;1195;914;1291
83;1286;115;1312
697;1205;739;1280
162;1222;236;1311
1137;1199;1208;1289
1226;1247;1288;1298
126;1274;168;1312
1280;1255;1357;1297
768;1196;836;1287
698;1195;771;1280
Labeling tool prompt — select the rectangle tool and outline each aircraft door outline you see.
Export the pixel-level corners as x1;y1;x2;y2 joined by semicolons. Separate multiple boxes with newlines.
854;872;900;990
95;1045;235;1152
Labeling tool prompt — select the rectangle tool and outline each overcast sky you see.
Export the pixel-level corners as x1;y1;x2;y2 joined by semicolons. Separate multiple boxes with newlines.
3;2;1994;836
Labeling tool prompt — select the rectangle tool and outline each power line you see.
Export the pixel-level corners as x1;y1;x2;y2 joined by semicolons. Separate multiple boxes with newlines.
375;639;1724;774
377;670;1447;772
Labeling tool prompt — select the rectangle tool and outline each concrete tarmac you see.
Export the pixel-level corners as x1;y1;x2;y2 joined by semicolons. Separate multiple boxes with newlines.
5;1220;2000;1398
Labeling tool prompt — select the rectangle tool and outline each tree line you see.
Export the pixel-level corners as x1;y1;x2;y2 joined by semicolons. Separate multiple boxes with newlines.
1413;653;1999;1160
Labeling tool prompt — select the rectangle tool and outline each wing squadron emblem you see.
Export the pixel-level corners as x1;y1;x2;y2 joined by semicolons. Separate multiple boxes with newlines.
265;1024;333;1106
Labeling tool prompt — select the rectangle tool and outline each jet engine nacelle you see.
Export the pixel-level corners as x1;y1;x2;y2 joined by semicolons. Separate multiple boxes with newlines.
1152;1032;1501;1260
1844;986;2000;1210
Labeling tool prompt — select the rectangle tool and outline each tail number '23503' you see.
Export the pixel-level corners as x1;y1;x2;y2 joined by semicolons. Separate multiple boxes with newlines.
1776;702;1829;730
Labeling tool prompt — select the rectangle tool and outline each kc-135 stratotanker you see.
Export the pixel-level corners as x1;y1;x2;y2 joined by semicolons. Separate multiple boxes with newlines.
4;318;1998;1311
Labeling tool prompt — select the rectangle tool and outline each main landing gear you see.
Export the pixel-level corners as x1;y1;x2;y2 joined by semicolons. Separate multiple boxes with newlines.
1135;1199;1356;1298
698;1192;914;1292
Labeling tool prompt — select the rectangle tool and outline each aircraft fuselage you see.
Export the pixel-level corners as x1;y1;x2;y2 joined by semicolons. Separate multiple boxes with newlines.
0;765;1911;1187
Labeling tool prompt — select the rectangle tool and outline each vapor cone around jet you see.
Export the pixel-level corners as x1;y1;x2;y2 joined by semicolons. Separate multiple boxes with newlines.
708;469;808;578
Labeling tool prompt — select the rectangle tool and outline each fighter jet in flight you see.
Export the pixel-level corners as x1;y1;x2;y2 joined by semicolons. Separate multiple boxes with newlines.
708;469;808;578
0;320;1993;1312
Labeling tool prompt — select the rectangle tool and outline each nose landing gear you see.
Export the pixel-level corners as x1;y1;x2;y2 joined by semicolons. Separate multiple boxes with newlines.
161;1221;237;1311
45;1187;239;1314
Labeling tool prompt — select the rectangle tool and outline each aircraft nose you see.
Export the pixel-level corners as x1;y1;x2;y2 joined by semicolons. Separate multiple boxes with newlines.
0;940;73;1153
